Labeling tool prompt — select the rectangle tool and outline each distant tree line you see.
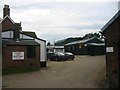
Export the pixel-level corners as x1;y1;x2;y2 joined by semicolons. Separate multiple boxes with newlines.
47;31;105;46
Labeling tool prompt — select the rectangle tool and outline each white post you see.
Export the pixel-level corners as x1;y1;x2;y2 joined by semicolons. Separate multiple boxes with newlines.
35;39;46;67
118;1;120;11
54;37;55;53
0;21;2;89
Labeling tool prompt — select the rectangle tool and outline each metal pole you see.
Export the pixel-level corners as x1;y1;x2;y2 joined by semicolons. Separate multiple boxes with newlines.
118;1;120;11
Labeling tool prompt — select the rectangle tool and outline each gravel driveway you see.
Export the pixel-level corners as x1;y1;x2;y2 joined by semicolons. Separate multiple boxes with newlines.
3;55;107;88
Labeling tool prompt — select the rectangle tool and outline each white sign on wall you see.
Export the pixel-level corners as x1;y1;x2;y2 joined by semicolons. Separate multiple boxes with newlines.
106;47;114;53
12;52;24;60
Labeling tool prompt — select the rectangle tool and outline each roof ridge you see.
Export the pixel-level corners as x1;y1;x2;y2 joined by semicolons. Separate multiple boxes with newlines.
0;15;15;24
101;10;120;32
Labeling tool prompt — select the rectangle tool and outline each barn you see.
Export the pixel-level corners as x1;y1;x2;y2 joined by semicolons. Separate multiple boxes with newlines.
101;9;120;87
65;37;105;55
1;5;46;68
87;43;105;56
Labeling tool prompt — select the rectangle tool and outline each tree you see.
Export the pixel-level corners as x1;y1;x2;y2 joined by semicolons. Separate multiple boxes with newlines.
93;32;100;38
47;42;51;46
82;33;94;39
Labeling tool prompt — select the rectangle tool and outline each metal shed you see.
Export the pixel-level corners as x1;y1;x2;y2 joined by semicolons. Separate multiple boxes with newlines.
87;43;105;56
65;37;104;55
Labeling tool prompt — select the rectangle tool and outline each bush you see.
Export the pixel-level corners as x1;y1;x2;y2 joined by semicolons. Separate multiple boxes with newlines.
2;66;40;75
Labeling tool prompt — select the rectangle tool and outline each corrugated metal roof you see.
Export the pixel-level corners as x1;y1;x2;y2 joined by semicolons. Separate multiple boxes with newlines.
2;39;39;46
21;31;46;42
101;10;120;32
22;31;37;38
87;43;105;46
65;37;103;46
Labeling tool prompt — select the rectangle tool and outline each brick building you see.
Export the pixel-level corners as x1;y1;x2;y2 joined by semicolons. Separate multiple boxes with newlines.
1;5;46;68
101;10;120;87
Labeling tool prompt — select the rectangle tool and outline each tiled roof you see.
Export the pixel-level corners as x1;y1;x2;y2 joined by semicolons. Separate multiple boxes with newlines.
2;39;39;46
0;15;15;24
22;31;37;38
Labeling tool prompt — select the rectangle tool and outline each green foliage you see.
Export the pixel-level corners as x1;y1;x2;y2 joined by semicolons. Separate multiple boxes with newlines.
82;32;101;39
2;66;40;75
47;42;51;45
55;37;82;46
54;31;104;46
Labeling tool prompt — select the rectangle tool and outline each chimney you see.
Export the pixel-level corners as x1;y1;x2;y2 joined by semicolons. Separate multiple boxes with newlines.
3;5;10;18
14;23;21;41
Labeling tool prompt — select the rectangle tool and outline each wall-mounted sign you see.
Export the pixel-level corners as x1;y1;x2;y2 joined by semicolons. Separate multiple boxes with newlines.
106;47;114;53
12;52;24;60
79;43;84;48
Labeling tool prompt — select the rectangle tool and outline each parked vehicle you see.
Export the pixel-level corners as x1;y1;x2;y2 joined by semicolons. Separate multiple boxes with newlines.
64;52;75;60
47;52;54;60
47;52;67;61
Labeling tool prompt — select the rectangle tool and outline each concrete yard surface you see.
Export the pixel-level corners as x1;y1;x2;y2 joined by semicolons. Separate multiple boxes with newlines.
3;55;107;88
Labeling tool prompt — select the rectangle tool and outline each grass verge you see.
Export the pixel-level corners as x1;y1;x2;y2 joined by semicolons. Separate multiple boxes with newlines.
2;66;40;75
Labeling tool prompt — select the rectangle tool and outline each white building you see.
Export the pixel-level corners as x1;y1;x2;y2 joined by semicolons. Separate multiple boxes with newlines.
46;45;64;53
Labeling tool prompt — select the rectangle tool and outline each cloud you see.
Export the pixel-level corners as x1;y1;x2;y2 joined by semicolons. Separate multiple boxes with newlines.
0;0;119;42
37;27;100;43
2;0;120;5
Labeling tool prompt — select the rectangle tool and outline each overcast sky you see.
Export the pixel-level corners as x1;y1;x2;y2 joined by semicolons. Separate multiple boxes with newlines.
0;0;119;43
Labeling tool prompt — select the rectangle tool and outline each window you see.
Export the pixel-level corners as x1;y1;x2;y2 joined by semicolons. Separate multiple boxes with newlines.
27;46;36;58
2;31;13;38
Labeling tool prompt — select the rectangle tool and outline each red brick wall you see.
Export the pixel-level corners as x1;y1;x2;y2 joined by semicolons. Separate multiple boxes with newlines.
2;17;14;31
2;45;40;68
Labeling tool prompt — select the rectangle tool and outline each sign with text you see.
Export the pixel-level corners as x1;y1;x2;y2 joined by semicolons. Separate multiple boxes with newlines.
106;47;114;53
12;52;24;60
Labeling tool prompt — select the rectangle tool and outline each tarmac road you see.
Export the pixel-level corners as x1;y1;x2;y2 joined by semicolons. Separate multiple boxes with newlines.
2;55;107;88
